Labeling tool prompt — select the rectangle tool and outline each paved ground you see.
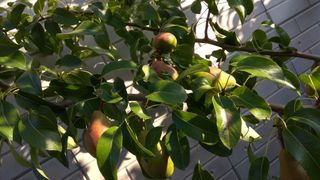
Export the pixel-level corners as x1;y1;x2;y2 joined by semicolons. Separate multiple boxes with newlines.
1;0;319;179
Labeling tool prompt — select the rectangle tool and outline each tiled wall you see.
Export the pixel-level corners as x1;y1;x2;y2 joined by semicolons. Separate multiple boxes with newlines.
1;0;319;179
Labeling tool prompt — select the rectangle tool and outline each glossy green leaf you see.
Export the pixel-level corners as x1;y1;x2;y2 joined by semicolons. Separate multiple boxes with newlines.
231;86;271;120
177;64;209;81
171;44;194;67
172;110;219;145
212;95;241;149
97;126;122;180
210;22;240;46
0;51;26;70
227;0;253;23
164;125;190;170
33;0;45;15
282;125;320;180
18;116;62;151
62;69;92;86
205;0;219;15
121;122;154;157
231;54;295;89
129;102;151;120
57;21;103;39
240;119;261;142
101;61;137;76
16;70;42;96
283;99;303;120
300;66;320;97
146;80;187;105
192;162;214;180
287;108;320;136
0;100;20;141
283;67;300;93
248;157;269;180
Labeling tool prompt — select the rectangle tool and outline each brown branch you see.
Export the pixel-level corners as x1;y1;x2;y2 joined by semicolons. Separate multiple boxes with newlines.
204;10;211;39
195;38;320;62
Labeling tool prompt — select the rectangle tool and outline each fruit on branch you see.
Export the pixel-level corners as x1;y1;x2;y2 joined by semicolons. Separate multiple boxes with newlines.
151;60;179;80
209;67;237;92
137;130;174;179
83;110;112;157
152;32;177;54
279;148;310;180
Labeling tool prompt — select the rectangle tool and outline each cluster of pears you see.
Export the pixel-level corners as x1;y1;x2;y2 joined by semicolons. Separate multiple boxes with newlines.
82;111;174;179
193;66;237;92
150;32;179;80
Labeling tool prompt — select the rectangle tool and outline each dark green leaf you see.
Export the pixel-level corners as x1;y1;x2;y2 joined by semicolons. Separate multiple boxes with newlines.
62;69;92;86
200;140;232;157
146;80;187;105
9;4;26;26
192;162;214;180
172;110;219;145
191;0;202;14
18;116;62;151
96;83;123;104
145;126;163;150
210;22;240;46
16;70;42;96
248;157;269;180
30;148;49;180
177;64;209;81
283;99;303;120
56;55;82;68
282;125;320;180
97;126;122;180
53;8;78;26
0;100;20;141
283;67;300;93
205;0;219;15
0;31;21;56
231;54;295;89
212;95;241;149
164;125;190;170
101;61;137;76
231;86;271;120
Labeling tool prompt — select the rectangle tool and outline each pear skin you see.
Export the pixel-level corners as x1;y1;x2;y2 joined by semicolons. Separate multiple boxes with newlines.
151;60;179;80
279;149;310;180
83;111;111;157
209;67;236;91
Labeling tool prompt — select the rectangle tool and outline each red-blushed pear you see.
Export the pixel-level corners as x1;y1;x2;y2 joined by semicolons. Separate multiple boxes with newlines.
151;60;179;80
279;149;310;180
137;130;174;179
152;32;177;54
209;67;237;92
83;110;112;157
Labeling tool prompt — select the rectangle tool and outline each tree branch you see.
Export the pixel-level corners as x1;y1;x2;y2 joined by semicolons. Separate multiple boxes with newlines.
195;38;320;62
204;10;211;39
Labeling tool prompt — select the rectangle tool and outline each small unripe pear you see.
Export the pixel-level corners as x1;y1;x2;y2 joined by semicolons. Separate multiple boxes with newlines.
151;60;179;80
152;32;177;54
279;149;310;180
209;67;236;92
83;111;112;157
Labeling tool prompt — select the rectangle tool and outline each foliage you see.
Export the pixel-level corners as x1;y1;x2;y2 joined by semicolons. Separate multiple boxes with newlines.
0;0;319;179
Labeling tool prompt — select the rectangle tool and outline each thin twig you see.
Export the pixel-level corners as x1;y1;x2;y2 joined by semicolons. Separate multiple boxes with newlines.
195;38;320;62
204;10;211;39
124;22;159;32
